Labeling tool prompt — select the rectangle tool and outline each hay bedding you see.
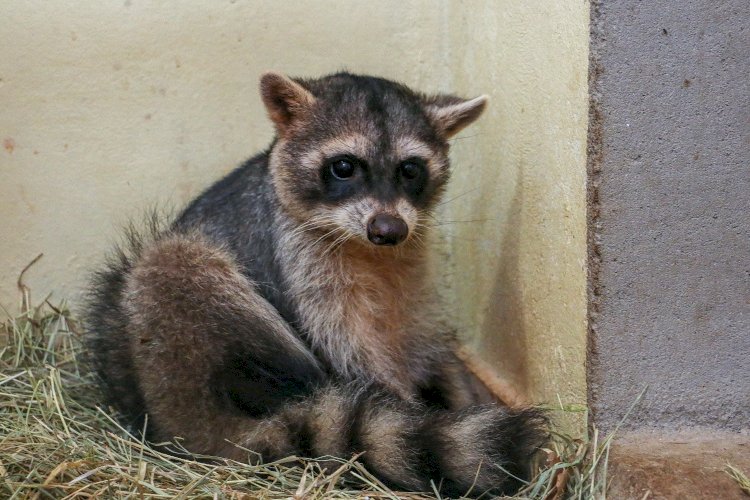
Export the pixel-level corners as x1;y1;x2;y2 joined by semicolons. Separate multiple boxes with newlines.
0;285;606;499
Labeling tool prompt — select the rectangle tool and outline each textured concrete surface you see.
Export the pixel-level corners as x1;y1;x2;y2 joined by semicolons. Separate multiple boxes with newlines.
607;431;750;499
588;1;750;431
0;1;590;431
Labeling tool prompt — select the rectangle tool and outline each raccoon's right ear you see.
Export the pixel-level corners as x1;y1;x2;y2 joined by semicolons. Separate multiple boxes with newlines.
260;72;316;136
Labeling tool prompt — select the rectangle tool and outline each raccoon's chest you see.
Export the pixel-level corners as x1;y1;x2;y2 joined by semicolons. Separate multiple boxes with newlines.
279;242;434;398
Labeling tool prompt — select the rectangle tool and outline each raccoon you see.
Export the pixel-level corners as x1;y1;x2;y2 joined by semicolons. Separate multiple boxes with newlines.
85;72;547;497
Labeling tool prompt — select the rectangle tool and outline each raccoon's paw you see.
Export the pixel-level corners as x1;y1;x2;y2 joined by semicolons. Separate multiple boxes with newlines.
427;405;548;497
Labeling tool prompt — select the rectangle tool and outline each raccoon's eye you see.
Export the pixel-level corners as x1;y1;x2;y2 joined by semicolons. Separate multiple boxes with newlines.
330;159;356;180
400;161;424;180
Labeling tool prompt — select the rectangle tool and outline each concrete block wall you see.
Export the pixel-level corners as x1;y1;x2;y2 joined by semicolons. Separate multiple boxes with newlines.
588;0;750;432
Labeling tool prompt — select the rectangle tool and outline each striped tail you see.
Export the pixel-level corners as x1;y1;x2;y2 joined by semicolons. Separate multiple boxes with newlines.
253;384;548;497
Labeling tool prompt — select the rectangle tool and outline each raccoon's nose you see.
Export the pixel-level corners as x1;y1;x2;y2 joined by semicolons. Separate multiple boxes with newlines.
367;214;408;246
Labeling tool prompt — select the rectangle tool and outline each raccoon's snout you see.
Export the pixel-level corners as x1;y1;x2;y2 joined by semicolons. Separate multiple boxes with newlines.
367;214;408;246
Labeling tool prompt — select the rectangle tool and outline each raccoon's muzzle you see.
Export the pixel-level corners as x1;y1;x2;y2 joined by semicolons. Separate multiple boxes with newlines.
367;213;408;245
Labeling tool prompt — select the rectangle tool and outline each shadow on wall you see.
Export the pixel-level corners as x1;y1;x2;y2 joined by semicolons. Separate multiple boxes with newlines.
481;163;530;396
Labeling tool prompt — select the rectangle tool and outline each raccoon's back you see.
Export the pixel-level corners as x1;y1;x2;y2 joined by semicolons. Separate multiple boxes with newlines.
173;152;296;322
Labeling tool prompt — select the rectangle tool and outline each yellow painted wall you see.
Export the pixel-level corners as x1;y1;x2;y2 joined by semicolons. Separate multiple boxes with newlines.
439;2;590;431
0;1;588;430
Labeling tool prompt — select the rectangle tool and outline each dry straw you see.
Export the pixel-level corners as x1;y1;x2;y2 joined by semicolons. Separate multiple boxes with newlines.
1;287;612;499
725;464;750;496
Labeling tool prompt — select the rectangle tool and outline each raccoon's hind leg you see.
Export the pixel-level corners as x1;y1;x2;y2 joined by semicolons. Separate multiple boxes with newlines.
123;231;324;458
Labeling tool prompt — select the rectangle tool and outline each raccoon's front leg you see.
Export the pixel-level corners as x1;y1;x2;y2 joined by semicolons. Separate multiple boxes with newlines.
416;349;487;410
123;231;324;457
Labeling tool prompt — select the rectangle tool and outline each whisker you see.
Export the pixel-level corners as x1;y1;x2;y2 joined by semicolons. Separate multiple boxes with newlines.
322;231;355;257
287;220;323;238
434;187;482;208
430;218;497;226
322;230;347;255
287;215;338;240
310;226;342;248
449;133;481;142
407;224;429;249
412;234;428;249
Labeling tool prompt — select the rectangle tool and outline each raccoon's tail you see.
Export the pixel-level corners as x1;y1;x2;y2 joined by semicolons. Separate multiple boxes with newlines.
259;384;548;497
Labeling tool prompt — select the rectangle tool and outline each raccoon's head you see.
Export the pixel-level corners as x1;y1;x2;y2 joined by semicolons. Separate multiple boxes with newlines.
262;72;486;249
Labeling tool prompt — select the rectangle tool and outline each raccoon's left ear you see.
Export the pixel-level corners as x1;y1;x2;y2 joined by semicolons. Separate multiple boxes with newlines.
423;95;489;139
260;72;316;136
